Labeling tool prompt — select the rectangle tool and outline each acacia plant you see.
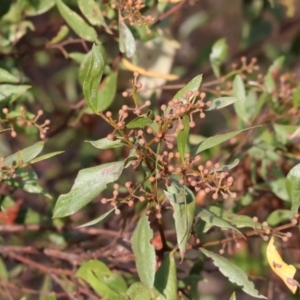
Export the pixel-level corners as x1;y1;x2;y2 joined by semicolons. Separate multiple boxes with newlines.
1;0;300;299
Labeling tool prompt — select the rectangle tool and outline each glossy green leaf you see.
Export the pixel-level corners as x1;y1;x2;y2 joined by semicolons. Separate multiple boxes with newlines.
97;72;117;112
210;38;228;77
0;68;19;83
233;75;248;123
4;142;44;166
78;0;112;33
173;74;202;102
177;115;190;162
119;19;136;58
132;213;156;290
53;161;124;218
83;44;104;112
126;282;152;300
86;138;123;149
126;116;153;129
78;207;116;227
23;0;55;16
201;248;267;299
191;126;259;155
170;186;195;257
293;84;300;110
55;0;97;42
264;56;285;93
48;25;69;45
29;151;64;164
69;52;85;64
0;84;31;105
267;209;294;227
206;97;237;111
154;253;177;300
286;163;300;214
230;292;237;300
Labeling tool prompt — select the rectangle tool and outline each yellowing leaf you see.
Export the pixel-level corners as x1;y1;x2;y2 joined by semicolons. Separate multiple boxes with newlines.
266;236;297;293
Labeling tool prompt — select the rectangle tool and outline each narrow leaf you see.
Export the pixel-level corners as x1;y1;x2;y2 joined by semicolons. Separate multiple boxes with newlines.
191;126;260;155
173;74;202;102
126;116;152;129
286;163;300;214
210;159;239;173
29;151;64;164
201;248;267;299
154;253;177;300
86;138;123;149
4;142;44;166
97;72;117;112
264;56;285;93
293;84;300;110
177;115;189;161
119;17;136;58
131;213;156;290
169;186;195;257
78;0;112;33
78;207;116;228
164;179;186;204
83;44;104;112
55;0;97;42
206;97;238;111
47;25;69;45
0;68;18;83
209;38;228;78
229;292;236;300
53;161;124;218
233;75;248;123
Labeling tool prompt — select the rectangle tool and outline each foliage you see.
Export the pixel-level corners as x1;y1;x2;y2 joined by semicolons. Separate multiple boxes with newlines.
0;0;300;299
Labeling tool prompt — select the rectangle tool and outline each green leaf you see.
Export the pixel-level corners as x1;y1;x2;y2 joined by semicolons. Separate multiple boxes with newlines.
154;253;177;300
78;207;116;227
0;68;19;83
273;123;298;145
47;25;69;45
169;186;195;257
210;38;228;77
53;161;124;218
293;84;300;110
126;116;153;129
173;74;202;102
233;75;248;123
119;18;136;58
210;158;239;173
286;163;300;214
4;142;44;166
83;44;104;112
55;0;97;42
206;97;237;111
97;72;118;112
86;138;123;149
0;84;31;105
264;56;285;93
23;0;55;16
132;213;156;290
126;282;152;300
191;126;259;155
229;292;237;300
164;179;186;204
267;209;294;227
196;207;241;233
69;52;85;64
0;258;8;281
29;151;64;164
78;0;112;33
177;115;190;162
76;260;126;299
201;248;267;299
